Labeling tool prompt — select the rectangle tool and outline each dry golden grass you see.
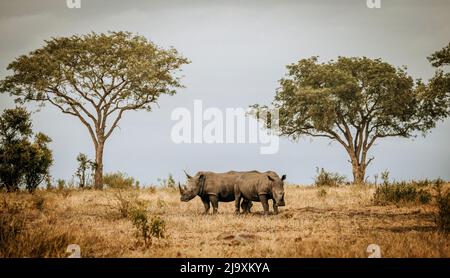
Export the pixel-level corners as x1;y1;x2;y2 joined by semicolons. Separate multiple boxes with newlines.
1;185;449;258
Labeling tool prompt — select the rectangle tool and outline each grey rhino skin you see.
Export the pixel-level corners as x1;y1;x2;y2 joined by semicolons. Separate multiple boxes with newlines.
234;171;286;215
179;171;253;214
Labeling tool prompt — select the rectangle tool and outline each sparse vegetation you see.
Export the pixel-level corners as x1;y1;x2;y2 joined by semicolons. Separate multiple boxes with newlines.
0;198;72;257
1;184;449;258
158;174;176;190
314;167;346;187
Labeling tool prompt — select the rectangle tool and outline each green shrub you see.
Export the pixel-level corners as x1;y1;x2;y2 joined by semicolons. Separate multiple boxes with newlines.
124;197;165;246
373;181;432;205
314;167;346;187
129;207;152;246
103;172;137;189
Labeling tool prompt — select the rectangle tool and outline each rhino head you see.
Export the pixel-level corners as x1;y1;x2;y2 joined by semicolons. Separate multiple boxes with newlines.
268;174;286;206
179;171;205;202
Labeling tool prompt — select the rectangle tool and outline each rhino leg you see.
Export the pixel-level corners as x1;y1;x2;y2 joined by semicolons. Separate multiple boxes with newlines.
241;199;252;213
234;192;242;214
259;194;270;215
272;200;279;214
209;195;219;214
201;196;210;214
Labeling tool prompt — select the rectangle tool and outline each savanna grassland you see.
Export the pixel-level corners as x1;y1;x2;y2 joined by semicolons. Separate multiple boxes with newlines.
1;184;449;258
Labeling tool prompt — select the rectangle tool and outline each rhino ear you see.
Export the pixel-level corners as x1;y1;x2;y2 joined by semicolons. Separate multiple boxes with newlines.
281;175;286;181
267;175;275;182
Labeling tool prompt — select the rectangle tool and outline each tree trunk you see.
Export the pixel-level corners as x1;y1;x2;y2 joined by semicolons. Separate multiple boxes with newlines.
94;141;104;189
80;170;85;188
351;162;365;185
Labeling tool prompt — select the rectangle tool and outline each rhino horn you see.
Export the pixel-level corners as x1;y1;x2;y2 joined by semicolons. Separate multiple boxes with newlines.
184;170;193;179
178;182;184;193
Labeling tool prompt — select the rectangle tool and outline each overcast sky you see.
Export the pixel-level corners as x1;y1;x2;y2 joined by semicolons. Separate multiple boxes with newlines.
0;0;449;185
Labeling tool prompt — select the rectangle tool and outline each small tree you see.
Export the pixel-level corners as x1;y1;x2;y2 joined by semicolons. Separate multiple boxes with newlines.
75;153;95;188
0;107;53;192
0;107;31;191
253;56;449;184
0;31;189;189
23;133;53;192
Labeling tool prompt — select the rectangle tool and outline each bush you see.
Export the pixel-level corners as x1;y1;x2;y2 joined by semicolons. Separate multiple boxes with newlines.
435;181;450;233
103;172;137;189
129;207;152;246
373;181;433;205
314;167;346;187
112;190;147;218
129;210;165;244
113;190;165;246
317;188;327;198
150;216;166;238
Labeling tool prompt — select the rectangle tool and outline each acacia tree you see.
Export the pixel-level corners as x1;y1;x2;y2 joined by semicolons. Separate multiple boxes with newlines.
255;56;449;184
0;31;189;189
